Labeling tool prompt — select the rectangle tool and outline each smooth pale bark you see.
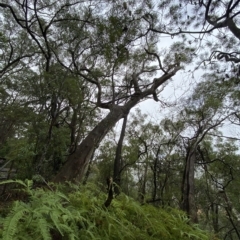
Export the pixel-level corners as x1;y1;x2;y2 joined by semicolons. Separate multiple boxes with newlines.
54;68;180;183
54;104;127;183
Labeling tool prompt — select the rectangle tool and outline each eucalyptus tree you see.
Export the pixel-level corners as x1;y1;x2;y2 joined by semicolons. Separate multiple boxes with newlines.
175;78;235;222
0;0;194;182
151;1;240;220
52;1;191;182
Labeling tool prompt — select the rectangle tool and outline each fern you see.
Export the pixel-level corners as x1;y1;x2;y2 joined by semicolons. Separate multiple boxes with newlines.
0;181;214;240
0;179;32;190
2;201;30;240
38;218;51;240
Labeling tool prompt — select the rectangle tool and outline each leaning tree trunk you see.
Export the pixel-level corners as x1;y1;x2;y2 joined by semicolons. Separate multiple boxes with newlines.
54;69;180;183
54;94;142;183
54;105;127;183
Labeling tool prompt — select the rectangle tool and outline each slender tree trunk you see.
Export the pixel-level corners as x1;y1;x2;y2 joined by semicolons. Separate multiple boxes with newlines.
152;146;160;202
211;203;219;234
113;114;128;195
138;160;149;203
152;157;158;202
181;147;198;223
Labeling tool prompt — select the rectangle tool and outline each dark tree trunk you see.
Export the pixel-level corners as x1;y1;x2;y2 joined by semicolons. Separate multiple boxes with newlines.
152;146;160;202
181;147;198;223
211;203;219;234
104;177;113;207
152;157;158;202
113;114;128;195
138;160;148;203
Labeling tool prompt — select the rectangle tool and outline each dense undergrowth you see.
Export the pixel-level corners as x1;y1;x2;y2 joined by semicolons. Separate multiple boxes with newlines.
0;180;215;240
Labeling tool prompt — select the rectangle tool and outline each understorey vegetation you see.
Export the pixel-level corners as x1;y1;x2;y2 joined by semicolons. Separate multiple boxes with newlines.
0;180;211;240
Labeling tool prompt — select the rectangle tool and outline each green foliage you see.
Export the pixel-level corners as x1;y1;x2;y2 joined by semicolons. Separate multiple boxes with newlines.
0;180;212;240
